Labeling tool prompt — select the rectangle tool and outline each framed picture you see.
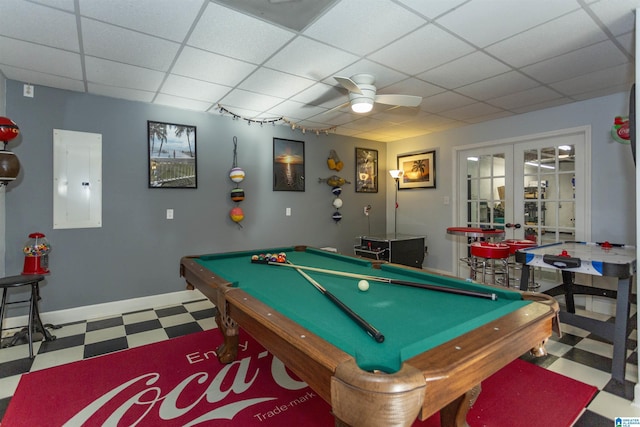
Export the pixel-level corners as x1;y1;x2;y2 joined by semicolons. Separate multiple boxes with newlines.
355;147;378;193
273;138;305;191
148;120;197;188
397;150;436;189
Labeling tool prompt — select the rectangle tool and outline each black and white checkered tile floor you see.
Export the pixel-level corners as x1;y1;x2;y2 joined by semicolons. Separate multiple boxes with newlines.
0;297;638;426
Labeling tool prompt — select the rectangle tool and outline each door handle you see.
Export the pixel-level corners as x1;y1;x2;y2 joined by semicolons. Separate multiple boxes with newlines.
505;223;522;229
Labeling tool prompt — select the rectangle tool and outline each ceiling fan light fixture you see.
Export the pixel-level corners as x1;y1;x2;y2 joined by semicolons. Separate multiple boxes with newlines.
351;97;374;113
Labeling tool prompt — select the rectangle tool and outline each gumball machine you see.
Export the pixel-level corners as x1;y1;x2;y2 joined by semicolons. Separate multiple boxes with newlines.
22;232;51;275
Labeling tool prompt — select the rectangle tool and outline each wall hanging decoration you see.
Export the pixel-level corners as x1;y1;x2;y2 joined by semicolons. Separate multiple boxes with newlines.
355;147;378;193
327;149;343;171
324;150;346;223
273;138;305;191
397;150;436;190
0;116;21;185
229;136;245;228
331;186;343;223
148;121;196;188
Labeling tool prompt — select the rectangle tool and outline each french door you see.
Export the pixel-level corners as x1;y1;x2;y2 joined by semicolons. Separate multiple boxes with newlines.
454;127;590;285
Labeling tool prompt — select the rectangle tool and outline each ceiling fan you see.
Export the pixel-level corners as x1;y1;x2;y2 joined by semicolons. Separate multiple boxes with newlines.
330;73;422;114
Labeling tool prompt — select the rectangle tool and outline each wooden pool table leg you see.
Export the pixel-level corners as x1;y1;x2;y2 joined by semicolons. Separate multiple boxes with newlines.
213;296;240;364
439;384;481;427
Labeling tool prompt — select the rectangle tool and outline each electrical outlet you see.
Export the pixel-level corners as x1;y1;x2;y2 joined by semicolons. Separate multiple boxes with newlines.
23;84;34;98
166;209;174;219
286;207;291;216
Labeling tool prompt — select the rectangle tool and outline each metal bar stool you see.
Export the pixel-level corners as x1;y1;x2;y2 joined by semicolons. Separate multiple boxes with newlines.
447;227;506;280
0;274;56;358
469;242;510;286
503;239;538;290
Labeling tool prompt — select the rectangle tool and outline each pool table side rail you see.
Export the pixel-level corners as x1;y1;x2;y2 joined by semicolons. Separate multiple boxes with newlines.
409;297;557;420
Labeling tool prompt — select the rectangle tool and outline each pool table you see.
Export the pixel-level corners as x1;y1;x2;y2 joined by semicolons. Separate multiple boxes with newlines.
180;246;559;427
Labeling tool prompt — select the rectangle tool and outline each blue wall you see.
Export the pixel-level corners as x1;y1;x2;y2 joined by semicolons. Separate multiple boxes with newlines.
5;81;387;313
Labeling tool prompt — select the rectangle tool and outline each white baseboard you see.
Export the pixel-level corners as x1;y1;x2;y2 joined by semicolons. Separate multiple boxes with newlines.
2;289;208;330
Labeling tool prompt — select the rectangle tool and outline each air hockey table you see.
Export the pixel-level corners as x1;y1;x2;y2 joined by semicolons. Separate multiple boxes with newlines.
515;241;636;383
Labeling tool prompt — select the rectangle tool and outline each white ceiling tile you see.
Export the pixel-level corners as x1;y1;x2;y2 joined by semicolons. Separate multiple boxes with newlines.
264;37;358;80
369;25;475;76
550;63;634;96
0;0;79;51
79;0;205;41
439;102;504;121
464;110;515;124
303;0;426;55
81;19;180;71
395;0;468;19
238;68;315;99
417;52;511;89
290;82;346;108
172;47;257;87
188;2;295;64
587;0;640;36
0;37;83;79
31;0;75;12
267;100;327;120
436;0;580;47
380;78;445;98
486;9;609;68
420;91;476;114
1;66;85;93
153;93;213;111
219;89;284;112
88;83;156;103
486;86;563;110
511;98;573;114
521;40;629;84
456;71;539;100
85;57;165;91
616;32;634;56
161;75;231;103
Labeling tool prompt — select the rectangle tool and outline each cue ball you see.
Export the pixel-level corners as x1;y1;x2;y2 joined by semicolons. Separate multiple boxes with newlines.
358;280;370;291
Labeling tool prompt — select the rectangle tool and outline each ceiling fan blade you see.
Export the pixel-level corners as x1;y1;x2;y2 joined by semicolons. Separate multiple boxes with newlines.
334;76;362;94
321;101;351;115
375;94;422;107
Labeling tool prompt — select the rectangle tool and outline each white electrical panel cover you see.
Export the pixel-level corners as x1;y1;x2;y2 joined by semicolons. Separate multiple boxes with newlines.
53;129;102;229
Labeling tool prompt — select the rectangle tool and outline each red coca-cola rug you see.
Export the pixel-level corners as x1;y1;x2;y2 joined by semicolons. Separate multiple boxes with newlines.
3;329;596;426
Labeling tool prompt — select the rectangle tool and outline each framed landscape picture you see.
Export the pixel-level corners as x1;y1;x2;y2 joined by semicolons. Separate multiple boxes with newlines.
273;138;305;191
397;150;436;189
355;147;378;193
148;120;197;188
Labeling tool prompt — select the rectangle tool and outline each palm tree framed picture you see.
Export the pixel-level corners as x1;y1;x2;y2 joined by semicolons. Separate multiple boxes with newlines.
148;121;197;188
397;150;436;189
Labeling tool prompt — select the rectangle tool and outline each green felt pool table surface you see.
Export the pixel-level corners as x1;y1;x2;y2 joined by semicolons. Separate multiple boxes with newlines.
194;247;529;372
181;246;559;427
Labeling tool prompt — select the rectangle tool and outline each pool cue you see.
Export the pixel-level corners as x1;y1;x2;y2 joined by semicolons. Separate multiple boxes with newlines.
253;260;497;300
287;261;385;343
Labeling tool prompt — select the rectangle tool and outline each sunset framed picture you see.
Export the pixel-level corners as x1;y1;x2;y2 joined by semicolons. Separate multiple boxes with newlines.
397;150;436;189
273;138;305;191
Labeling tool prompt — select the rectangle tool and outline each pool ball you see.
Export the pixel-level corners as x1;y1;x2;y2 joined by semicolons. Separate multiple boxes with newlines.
358;280;370;291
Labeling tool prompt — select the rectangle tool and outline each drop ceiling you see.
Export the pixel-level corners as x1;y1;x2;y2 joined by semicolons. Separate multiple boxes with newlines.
0;0;637;142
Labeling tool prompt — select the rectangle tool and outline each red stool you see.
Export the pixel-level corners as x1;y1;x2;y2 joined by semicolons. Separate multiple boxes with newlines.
503;239;538;290
470;242;510;286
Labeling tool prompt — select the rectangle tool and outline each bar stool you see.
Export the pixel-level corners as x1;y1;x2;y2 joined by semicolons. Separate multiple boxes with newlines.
447;227;506;280
503;239;538;290
0;274;56;358
469;242;510;286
